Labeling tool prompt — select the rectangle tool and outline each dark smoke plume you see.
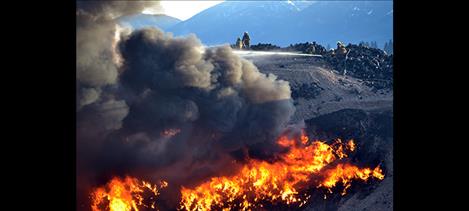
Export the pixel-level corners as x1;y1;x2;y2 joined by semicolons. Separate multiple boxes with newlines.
76;0;295;209
97;28;295;170
76;0;162;207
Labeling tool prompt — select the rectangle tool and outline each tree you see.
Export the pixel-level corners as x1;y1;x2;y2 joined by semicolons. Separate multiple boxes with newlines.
384;39;393;54
388;40;393;54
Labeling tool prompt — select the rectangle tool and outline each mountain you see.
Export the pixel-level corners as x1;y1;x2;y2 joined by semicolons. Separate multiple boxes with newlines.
294;1;393;48
166;0;393;48
119;14;181;31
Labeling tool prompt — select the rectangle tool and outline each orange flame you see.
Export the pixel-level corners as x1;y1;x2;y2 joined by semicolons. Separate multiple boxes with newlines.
91;176;167;211
347;139;356;151
91;130;384;210
318;163;384;195
179;130;384;210
160;128;181;138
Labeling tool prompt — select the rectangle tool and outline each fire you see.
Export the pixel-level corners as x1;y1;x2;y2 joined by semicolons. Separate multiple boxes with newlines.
160;128;181;138
179;130;384;210
91;130;384;210
347;139;356;151
91;176;167;211
318;164;384;195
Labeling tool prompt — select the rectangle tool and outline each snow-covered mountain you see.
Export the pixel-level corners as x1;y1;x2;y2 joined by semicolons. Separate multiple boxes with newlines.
168;1;304;45
120;1;393;48
294;1;393;48
166;0;392;48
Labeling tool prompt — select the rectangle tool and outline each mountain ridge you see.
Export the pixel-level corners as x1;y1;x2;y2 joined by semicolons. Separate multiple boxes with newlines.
120;1;393;48
167;1;393;47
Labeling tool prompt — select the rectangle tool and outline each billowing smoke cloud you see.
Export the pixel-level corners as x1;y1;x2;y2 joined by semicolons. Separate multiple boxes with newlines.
86;28;295;183
98;28;294;168
76;1;163;207
76;0;295;209
76;0;161;177
76;0;162;109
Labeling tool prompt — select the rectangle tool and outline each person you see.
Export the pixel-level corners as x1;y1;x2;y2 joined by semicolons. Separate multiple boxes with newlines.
242;32;250;49
235;37;242;49
336;41;347;55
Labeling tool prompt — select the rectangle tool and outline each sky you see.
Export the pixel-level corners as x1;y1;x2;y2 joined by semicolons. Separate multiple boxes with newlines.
143;1;224;21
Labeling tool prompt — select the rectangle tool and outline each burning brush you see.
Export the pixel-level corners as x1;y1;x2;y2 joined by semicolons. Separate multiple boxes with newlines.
91;177;168;211
91;130;384;211
77;2;385;210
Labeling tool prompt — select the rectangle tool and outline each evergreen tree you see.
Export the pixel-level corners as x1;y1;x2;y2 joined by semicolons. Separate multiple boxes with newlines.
388;40;393;54
384;39;393;54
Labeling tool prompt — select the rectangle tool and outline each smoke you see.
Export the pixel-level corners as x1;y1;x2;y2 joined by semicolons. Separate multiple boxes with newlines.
76;0;162;109
76;0;163;207
76;0;295;208
89;27;295;177
76;0;161;176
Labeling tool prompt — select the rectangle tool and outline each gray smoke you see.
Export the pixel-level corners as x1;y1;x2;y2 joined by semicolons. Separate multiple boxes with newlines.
76;0;161;170
76;0;162;109
75;1;162;208
76;1;296;209
89;28;295;178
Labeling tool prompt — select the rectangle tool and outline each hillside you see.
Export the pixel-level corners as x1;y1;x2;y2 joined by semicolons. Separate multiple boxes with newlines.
239;52;393;211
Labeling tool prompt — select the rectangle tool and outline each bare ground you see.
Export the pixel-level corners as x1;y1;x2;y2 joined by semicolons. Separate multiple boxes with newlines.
241;53;393;211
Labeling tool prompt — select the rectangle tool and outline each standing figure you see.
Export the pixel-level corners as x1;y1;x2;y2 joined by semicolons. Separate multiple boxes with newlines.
234;37;243;49
235;37;242;49
242;32;250;49
336;41;347;55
